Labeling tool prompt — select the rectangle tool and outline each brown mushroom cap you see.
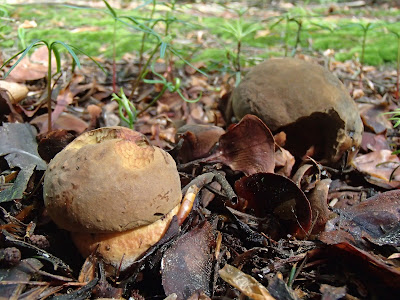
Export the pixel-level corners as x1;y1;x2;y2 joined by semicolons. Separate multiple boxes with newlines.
230;58;363;164
43;126;182;233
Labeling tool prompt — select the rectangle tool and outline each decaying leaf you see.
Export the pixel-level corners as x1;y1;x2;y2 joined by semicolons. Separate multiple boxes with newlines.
0;80;29;104
7;46;56;82
274;146;295;177
0;258;43;299
30;112;88;134
0;123;47;202
176;124;225;163
309;242;400;295
352;149;400;188
161;221;215;300
320;189;400;246
360;132;390;152
307;178;332;235
359;103;392;134
235;173;312;239
207;115;275;175
219;264;275;300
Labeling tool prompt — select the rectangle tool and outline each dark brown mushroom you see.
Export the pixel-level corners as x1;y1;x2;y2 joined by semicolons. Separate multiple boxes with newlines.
230;58;363;165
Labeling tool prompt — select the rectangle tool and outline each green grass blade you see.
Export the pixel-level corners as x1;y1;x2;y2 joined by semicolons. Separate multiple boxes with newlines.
102;0;117;18
69;45;107;74
160;42;167;58
119;16;160;39
169;47;207;77
53;41;81;69
51;46;62;74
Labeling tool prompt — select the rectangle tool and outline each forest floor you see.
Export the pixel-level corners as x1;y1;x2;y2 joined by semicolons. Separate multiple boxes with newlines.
1;1;400;299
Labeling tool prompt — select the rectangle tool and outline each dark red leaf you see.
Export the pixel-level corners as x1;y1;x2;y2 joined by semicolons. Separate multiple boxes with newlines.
235;173;312;239
161;221;215;300
207;115;275;175
320;189;400;246
309;242;400;295
176;124;225;163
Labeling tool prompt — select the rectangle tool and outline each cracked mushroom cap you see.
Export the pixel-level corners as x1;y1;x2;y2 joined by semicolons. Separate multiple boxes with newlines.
230;58;363;165
43;126;182;233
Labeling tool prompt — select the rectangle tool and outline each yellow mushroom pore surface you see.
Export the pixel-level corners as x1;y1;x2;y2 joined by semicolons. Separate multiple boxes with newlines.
43;128;182;233
71;204;180;271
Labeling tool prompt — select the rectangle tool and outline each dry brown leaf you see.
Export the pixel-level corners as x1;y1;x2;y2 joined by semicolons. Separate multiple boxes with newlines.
307;178;332;235
206;115;275;175
361;132;391;152
359;103;392;134
8;46;56;82
176;124;225;163
321;189;400;246
0;81;29;104
274;146;295;177
219;264;275;300
30;112;88;134
353;149;400;189
161;221;215;300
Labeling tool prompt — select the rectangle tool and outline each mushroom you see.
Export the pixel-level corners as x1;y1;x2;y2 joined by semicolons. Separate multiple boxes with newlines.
229;58;363;165
43;126;182;272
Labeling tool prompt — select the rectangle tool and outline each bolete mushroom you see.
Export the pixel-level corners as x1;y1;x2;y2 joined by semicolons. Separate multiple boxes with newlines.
43;126;182;272
229;58;363;165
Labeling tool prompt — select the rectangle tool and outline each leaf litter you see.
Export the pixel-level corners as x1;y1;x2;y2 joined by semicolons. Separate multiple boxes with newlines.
1;3;400;300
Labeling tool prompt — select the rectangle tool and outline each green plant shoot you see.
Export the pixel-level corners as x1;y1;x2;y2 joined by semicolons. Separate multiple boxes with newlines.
223;19;260;83
140;62;201;116
112;88;137;129
1;39;105;132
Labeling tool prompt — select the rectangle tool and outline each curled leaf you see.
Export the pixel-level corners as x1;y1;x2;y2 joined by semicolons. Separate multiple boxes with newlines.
207;115;275;175
352;150;400;189
235;173;312;239
219;264;275;300
176;124;225;163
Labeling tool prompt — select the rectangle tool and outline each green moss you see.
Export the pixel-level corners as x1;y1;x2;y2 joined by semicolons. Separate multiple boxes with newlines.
4;2;400;69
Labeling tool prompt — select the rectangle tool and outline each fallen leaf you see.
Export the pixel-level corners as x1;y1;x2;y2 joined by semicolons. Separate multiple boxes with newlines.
0;123;47;202
162;221;215;300
310;242;400;294
352;149;400;189
235;173;312;239
206;115;275;175
359;103;392;134
176;124;225;162
70;26;101;33
320;284;346;299
219;264;275;300
360;132;391;152
0;89;24;123
52;85;75;124
19;20;37;29
0;258;43;299
30;112;88;134
274;146;295;177
307;178;332;235
0;80;29;104
7;46;56;82
320;189;400;246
